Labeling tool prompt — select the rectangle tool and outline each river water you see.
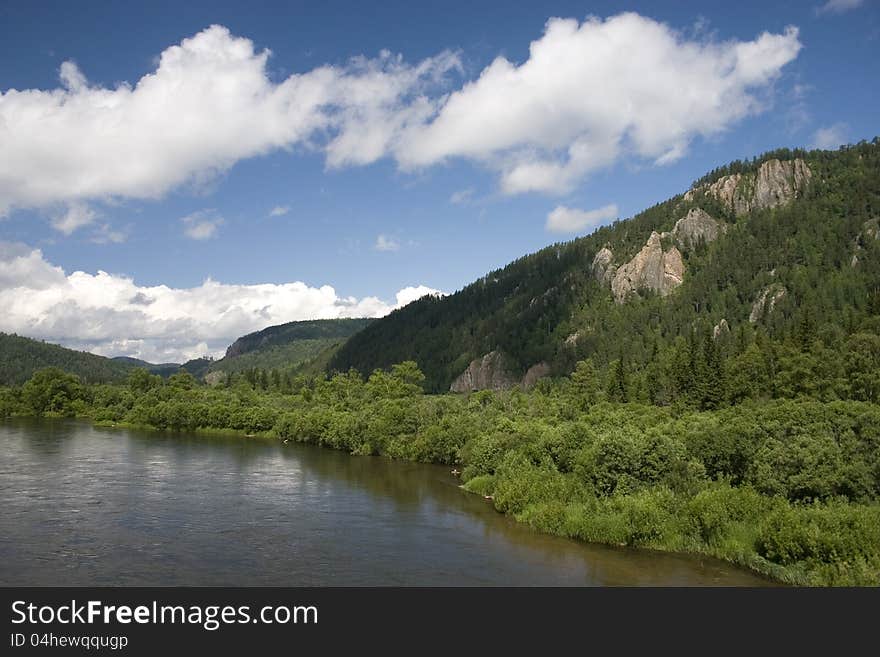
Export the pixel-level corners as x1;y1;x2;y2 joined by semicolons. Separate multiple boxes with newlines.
0;419;771;586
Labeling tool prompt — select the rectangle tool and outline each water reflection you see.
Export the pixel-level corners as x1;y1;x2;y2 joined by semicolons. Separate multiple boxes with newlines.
0;419;773;586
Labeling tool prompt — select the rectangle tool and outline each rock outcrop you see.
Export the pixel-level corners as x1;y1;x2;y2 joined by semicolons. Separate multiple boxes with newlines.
684;158;812;216
521;362;551;390
671;208;726;250
450;351;519;392
749;284;787;323
564;331;582;347
610;232;684;303
712;319;730;340
851;218;879;267
591;247;616;284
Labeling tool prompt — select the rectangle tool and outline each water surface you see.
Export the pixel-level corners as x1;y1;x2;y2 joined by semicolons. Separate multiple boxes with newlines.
0;419;772;586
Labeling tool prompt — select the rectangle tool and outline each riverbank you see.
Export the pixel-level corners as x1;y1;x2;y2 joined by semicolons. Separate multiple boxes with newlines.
2;366;878;586
1;418;775;586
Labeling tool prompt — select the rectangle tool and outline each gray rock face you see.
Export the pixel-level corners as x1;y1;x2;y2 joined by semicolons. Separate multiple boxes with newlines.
712;318;730;339
521;362;551;390
672;208;726;249
610;231;684;303
591;246;616;284
852;218;880;267
749;284;787;323
450;351;519;392
684;158;812;216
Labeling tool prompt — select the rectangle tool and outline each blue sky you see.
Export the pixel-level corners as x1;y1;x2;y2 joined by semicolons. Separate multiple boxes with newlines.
0;0;877;362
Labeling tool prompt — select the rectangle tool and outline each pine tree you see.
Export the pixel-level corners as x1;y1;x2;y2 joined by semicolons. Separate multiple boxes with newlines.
571;358;600;408
606;357;628;403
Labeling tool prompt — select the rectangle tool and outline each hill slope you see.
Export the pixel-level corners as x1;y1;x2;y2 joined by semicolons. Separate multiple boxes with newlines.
111;357;182;377
330;140;880;393
208;318;373;376
0;333;137;385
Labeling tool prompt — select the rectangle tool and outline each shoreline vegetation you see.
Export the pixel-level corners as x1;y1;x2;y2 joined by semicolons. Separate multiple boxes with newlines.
2;363;879;587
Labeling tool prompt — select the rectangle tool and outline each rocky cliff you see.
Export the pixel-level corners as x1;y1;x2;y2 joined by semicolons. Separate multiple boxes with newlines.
521;362;551;390
591;246;616;284
851;218;879;267
671;207;727;249
610;232;684;303
749;283;787;323
449;351;520;392
685;158;812;215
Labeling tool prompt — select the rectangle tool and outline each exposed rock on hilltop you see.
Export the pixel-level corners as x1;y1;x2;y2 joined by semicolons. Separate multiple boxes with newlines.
610;232;684;303
591;246;615;284
749;284;787;323
450;351;519;392
685;158;812;215
671;208;726;249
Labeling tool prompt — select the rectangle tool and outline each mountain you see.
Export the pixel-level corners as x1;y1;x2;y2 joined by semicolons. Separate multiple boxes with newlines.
329;140;880;393
180;358;213;379
206;318;373;377
111;356;181;377
0;333;137;385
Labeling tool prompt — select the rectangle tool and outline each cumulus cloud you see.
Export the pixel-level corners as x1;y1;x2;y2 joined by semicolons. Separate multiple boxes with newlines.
181;209;223;240
269;205;290;217
0;241;444;363
396;14;803;194
811;123;848;149
816;0;864;15
374;234;400;251
546;203;618;233
0;25;459;217
394;285;444;307
0;15;803;218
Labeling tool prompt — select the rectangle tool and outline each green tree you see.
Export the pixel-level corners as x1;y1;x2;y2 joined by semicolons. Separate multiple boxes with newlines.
570;358;600;409
21;367;84;416
606;358;628;403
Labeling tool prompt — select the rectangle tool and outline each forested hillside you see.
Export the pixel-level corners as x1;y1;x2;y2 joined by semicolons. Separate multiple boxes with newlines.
112;357;182;378
206;318;372;377
0;333;135;385
330;140;880;394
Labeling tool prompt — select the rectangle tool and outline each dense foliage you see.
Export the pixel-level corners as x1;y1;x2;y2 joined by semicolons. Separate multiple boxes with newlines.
3;361;878;586
330;140;880;392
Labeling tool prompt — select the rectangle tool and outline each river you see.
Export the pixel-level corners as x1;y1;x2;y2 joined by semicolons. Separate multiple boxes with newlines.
0;419;772;586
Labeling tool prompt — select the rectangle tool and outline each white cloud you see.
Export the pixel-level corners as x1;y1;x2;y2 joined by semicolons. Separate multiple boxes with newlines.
90;223;127;244
395;14;802;194
0;16;803;217
816;0;864;15
269;205;290;217
374;234;400;251
394;285;444;307
52;202;97;235
181;209;223;240
811;123;848;149
546;203;618;233
0;241;443;363
0;25;459;217
449;188;474;204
